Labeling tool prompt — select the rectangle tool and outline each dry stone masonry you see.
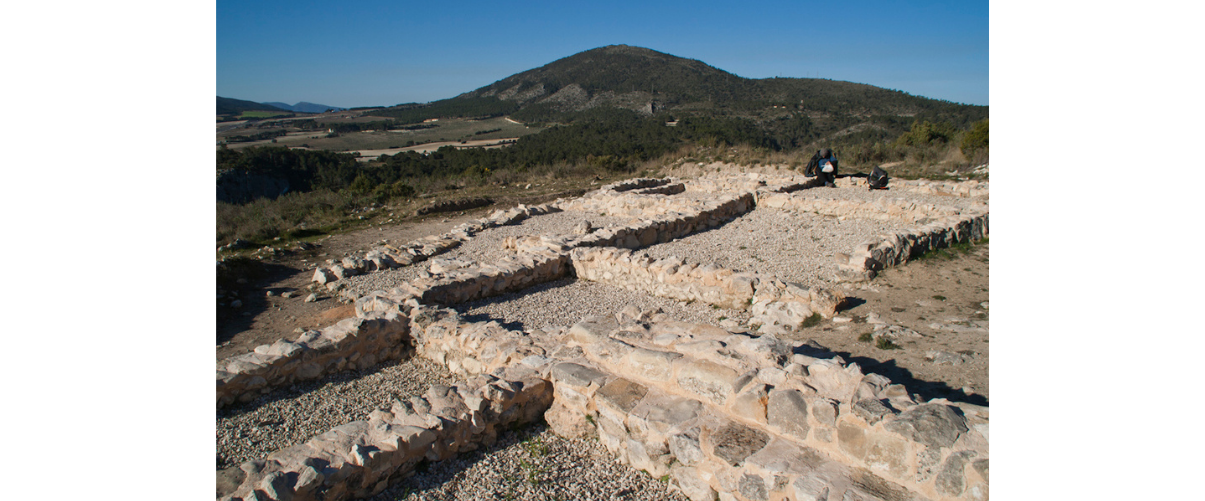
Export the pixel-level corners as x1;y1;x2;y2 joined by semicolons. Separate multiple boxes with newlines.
218;170;989;500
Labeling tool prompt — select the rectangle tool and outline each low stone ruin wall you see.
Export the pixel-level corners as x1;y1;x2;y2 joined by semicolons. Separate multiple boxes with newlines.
312;203;561;288
568;247;844;335
413;196;493;216
836;213;990;281
571;246;760;309
404;250;574;306
219;173;990;500
218;364;554;501
220;305;989;501
217;311;412;408
601;177;673;193
544;316;989;501
630;182;686;196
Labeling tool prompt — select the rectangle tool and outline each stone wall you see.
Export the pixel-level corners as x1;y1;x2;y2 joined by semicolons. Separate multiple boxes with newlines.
220;307;989;501
312;203;562;288
600;177;673;193
631;182;686;196
219;173;989;500
217;310;412;408
836;214;989;281
569;246;845;336
218;363;554;501
543;315;989;501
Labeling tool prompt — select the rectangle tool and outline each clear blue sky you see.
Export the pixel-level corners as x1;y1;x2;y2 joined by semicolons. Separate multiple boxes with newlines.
218;0;988;108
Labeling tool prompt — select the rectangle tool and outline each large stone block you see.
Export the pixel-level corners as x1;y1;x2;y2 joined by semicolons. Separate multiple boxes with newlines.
936;450;978;497
864;432;910;480
595;377;647;414
549;362;608;391
677;359;741;405
767;389;810;441
628;394;704;439
853;399;896;426
623;347;682;382
566;316;619;346
731;383;770;424
669;426;704;466
883;404;968;450
838;421;868;460
707;422;769;466
671;465;716;501
739;473;769;501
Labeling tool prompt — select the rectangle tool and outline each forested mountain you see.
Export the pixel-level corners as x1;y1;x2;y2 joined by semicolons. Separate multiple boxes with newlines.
370;45;986;140
263;101;345;113
216;96;290;115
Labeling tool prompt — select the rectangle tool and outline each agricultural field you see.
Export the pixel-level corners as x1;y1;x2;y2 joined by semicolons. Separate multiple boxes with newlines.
238;110;292;119
218;116;545;154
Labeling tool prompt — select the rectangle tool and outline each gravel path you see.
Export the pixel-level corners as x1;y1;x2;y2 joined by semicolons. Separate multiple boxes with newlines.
216;356;462;470
455;278;750;333
642;207;898;288
343;211;632;297
367;423;689;501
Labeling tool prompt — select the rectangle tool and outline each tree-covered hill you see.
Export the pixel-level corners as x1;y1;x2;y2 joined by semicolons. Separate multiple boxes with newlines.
369;45;985;136
217;96;291;116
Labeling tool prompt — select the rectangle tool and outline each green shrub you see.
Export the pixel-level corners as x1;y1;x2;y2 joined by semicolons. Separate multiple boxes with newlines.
961;119;988;154
896;120;958;146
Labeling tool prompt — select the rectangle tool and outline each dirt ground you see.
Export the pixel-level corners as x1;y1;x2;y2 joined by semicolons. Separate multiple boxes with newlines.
216;210;483;361
785;243;989;405
217;195;988;408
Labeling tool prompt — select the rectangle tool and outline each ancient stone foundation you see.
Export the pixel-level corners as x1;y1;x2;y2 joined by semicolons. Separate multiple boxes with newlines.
219;172;989;500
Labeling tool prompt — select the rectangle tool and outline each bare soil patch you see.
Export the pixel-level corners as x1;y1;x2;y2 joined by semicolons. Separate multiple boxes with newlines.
785;242;989;404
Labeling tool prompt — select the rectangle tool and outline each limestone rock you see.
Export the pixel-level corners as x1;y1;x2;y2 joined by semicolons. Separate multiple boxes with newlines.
573;220;594;235
936;450;978;496
668;426;704;466
709;422;769;466
883;404;968;450
853;399;895;425
671;465;716;501
763;389;809;441
312;267;335;284
739;473;769;501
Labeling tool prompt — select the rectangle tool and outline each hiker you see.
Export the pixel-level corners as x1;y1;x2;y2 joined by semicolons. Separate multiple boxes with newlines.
805;148;839;187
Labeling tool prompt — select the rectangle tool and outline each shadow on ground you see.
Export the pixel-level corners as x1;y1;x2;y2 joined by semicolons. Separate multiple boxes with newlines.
217;260;302;345
793;342;988;407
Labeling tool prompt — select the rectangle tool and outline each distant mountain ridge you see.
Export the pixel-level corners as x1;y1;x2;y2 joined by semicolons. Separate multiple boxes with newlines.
217;96;289;115
263;101;346;113
372;45;985;131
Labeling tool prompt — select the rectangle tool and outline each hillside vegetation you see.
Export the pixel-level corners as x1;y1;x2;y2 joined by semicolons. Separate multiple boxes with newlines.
217;96;290;116
217;45;987;249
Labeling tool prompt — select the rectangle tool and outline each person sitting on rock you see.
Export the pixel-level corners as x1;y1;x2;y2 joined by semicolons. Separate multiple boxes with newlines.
805;148;839;187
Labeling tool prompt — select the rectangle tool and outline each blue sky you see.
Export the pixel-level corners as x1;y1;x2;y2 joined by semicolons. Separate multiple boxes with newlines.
218;0;988;108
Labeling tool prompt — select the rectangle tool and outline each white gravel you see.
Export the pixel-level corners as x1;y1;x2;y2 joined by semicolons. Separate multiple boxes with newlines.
455;278;750;333
642;206;897;288
216;356;462;470
367;423;689;501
